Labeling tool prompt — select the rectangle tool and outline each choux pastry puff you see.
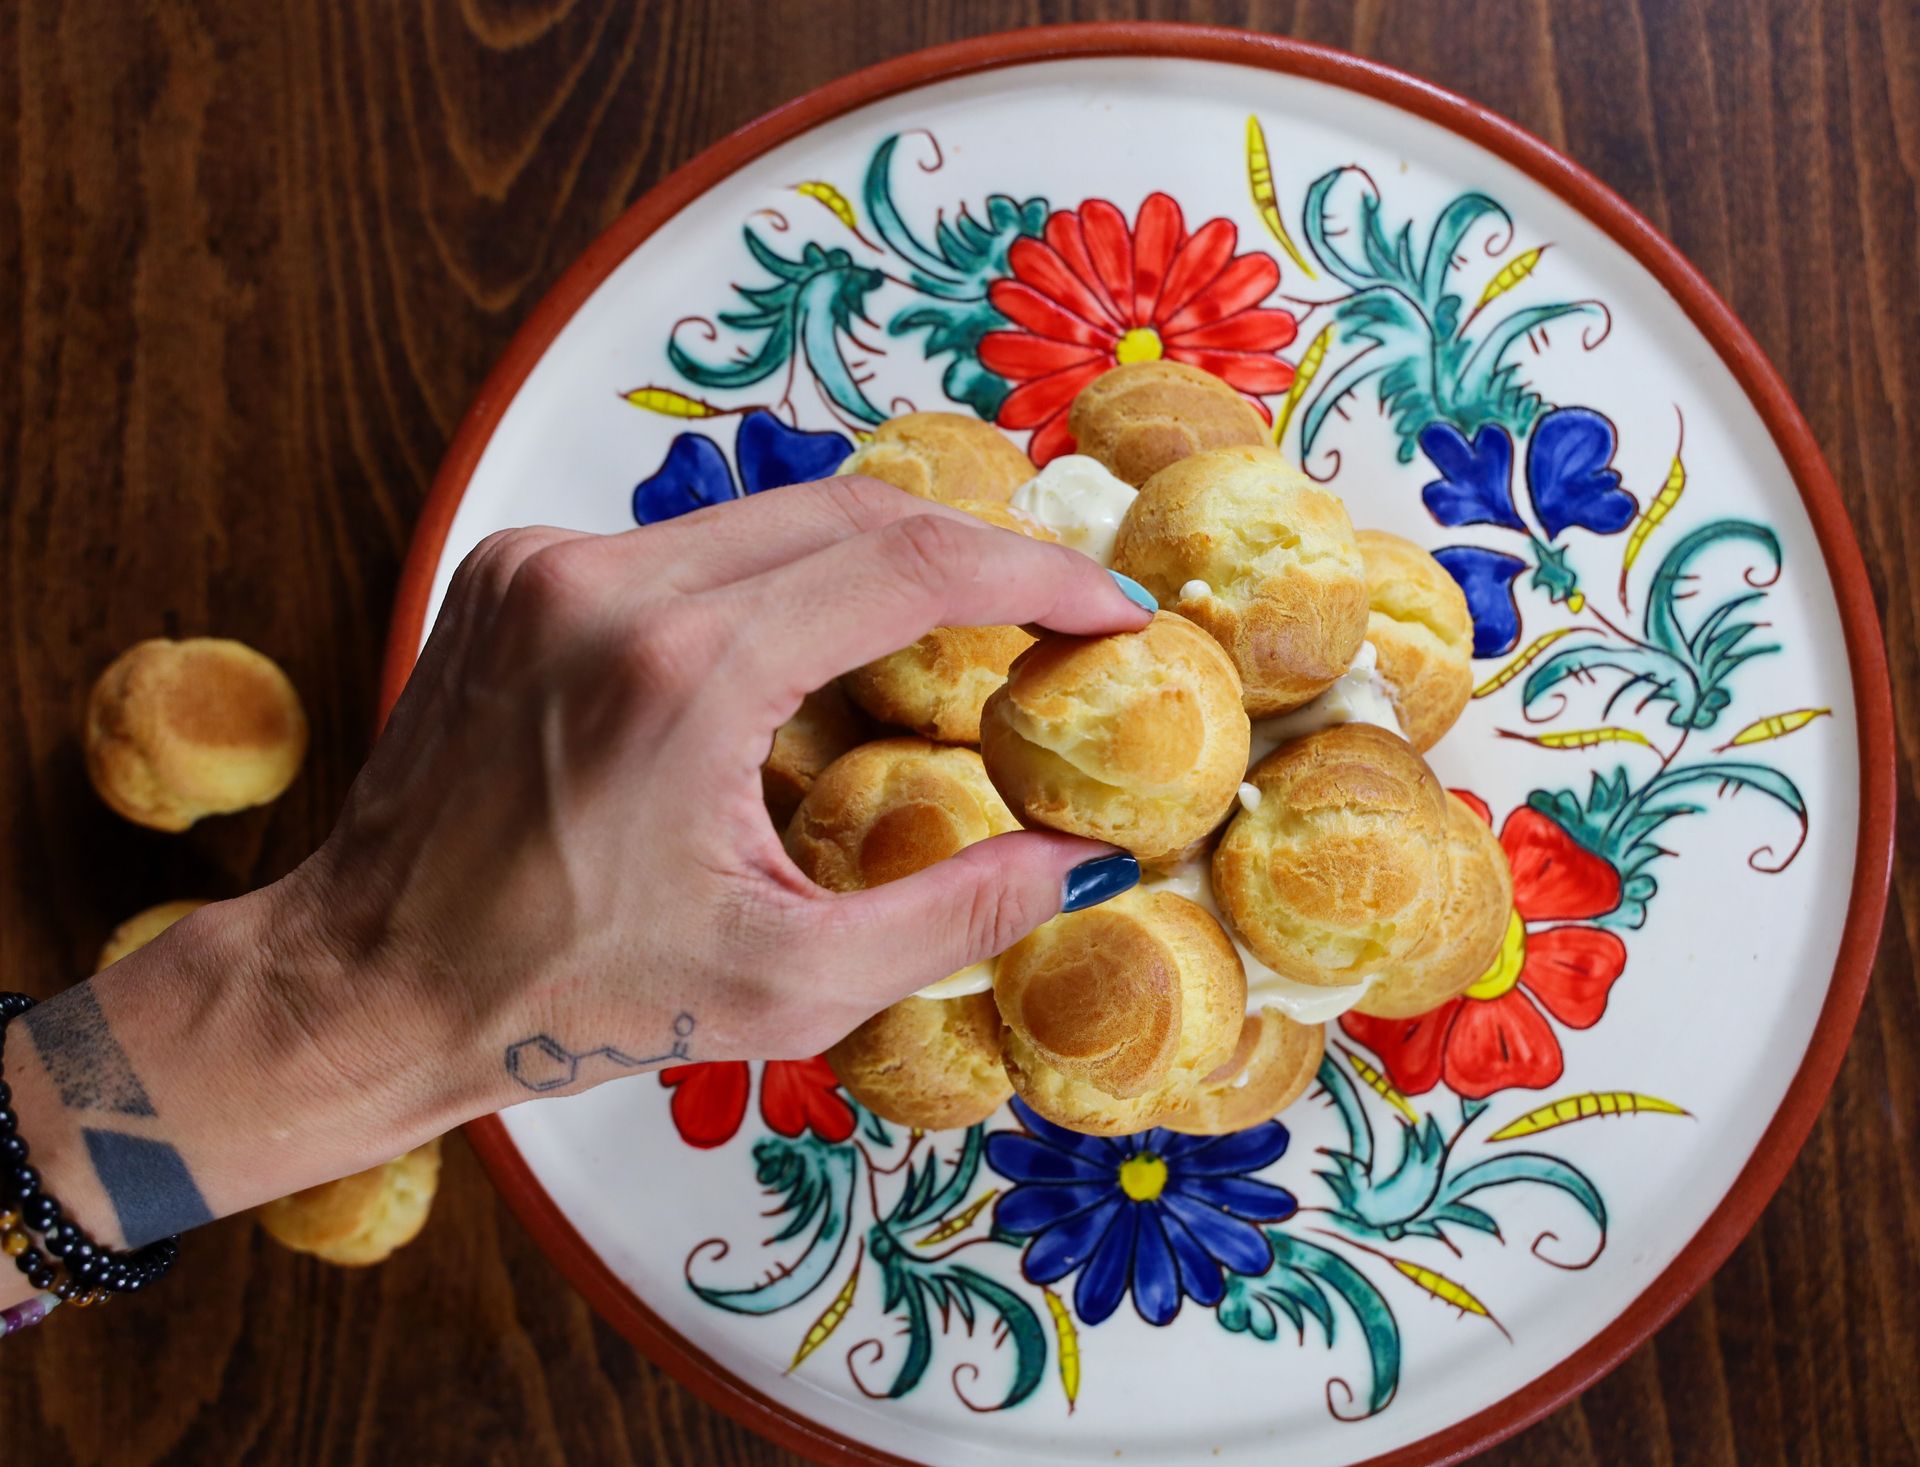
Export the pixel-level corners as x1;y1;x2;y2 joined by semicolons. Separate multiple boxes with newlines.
786;739;1017;1129
979;611;1250;861
1067;361;1269;488
1355;530;1475;753
841;501;1055;743
1113;446;1369;717
837;412;1034;504
762;683;866;828
994;886;1246;1134
1162;1006;1325;1135
1353;792;1515;1019
86;638;308;831
1213;723;1450;990
96;900;210;972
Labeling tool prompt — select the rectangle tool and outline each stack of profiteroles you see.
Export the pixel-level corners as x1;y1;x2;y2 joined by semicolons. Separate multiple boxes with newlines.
766;360;1509;1138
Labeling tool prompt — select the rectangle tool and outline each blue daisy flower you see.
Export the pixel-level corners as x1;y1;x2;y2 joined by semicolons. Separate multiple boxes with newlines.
984;1099;1296;1328
632;410;851;526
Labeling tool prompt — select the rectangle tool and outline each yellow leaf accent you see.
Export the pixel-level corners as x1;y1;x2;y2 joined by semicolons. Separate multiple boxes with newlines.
1472;628;1576;698
1717;707;1832;751
1042;1288;1080;1411
1500;726;1653;750
788;1243;861;1373
1475;244;1549;309
1245;116;1314;278
793;180;861;234
1488;1091;1691;1141
1272;324;1331;446
1389;1258;1499;1325
917;1188;997;1247
621;385;722;419
1619;408;1686;607
1345;1049;1418;1124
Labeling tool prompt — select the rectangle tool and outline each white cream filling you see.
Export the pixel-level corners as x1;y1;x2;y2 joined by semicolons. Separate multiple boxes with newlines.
1179;578;1214;601
1236;781;1262;813
1248;640;1404;766
1142;857;1374;1024
913;959;996;1001
1010;455;1138;566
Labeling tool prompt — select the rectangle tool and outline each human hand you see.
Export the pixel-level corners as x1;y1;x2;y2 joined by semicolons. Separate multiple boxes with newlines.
293;476;1153;1110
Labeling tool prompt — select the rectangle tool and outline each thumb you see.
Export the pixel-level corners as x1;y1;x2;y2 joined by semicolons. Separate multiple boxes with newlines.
820;831;1141;1010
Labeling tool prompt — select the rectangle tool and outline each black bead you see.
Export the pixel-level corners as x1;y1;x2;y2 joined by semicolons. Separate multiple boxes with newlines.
71;1253;101;1284
0;1080;11;1107
25;1261;53;1290
0;1135;25;1164
8;1164;38;1198
42;1222;75;1257
22;1192;58;1230
0;1107;14;1133
13;1249;38;1276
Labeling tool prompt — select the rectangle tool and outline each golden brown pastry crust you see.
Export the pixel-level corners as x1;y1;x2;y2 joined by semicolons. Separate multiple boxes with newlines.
840;500;1055;743
95;900;210;972
996;888;1245;1135
1355;529;1475;753
85;638;308;832
763;683;867;827
979;611;1250;861
827;992;1012;1129
1213;723;1449;986
256;1139;442;1266
1113;446;1368;717
1162;1007;1325;1135
837;412;1033;504
784;739;1019;893
1066;361;1268;488
1354;793;1514;1019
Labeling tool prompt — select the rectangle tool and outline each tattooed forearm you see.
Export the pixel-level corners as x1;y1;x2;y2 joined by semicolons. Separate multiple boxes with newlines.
504;1012;696;1092
21;986;155;1116
81;1129;213;1246
19;982;211;1246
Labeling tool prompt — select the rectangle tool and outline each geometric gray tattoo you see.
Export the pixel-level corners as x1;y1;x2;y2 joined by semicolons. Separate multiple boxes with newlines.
22;986;156;1117
81;1128;212;1246
504;1012;696;1092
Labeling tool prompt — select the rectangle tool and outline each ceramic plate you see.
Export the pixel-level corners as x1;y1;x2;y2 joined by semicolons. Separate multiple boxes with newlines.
383;27;1892;1467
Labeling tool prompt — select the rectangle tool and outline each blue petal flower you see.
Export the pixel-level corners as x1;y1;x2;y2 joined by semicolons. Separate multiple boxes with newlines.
1419;423;1526;531
1167;1122;1290;1176
1168;1173;1298;1222
735;410;852;495
1022;1198;1122;1285
1526;407;1637;540
1157;1207;1227;1307
1074;1205;1138;1325
1004;1099;1126;1161
632;433;737;525
992;1180;1111;1235
983;1132;1114;1186
1159;1192;1275;1276
1433;545;1528;657
1129;1210;1184;1325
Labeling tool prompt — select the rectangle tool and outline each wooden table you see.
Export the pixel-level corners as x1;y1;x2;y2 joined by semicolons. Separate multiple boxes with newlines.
2;2;1912;1462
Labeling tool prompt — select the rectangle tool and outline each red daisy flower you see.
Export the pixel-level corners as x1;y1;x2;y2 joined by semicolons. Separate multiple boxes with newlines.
659;1057;855;1149
979;194;1299;463
1340;792;1629;1100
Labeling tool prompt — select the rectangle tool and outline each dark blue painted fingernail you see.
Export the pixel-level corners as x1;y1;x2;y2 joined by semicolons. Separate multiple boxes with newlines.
1108;570;1158;613
1062;852;1140;913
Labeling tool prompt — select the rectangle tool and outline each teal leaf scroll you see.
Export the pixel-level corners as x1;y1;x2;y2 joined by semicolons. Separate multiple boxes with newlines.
1217;1229;1401;1418
669;233;888;426
689;1132;857;1314
864;133;1048;419
1298;169;1602;463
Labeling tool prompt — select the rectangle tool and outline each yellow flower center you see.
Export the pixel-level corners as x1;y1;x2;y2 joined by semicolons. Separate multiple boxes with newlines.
1118;1152;1168;1202
1465;910;1528;1001
1114;326;1164;364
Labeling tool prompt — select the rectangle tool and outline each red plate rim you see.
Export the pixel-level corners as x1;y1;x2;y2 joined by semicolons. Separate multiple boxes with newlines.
378;23;1895;1467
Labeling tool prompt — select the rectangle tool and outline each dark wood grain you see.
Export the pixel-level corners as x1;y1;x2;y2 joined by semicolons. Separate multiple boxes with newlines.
2;1;1914;1463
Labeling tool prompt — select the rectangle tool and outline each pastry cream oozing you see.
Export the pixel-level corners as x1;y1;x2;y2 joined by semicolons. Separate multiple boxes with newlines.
1142;857;1375;1023
1179;579;1214;601
1010;455;1138;566
1236;781;1262;812
914;959;996;1001
1248;640;1404;766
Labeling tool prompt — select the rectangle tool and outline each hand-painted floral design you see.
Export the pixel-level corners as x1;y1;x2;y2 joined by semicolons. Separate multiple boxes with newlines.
979;195;1297;463
632;409;851;525
660;1057;855;1148
1340;792;1628;1098
987;1099;1296;1325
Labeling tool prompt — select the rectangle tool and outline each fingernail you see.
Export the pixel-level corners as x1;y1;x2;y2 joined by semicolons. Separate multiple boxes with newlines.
1108;570;1158;613
1062;852;1140;913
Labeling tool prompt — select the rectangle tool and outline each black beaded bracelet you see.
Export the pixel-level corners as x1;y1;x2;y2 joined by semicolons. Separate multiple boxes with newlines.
0;991;181;1310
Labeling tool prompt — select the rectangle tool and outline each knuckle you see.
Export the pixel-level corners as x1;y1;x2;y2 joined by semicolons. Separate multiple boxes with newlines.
876;514;977;600
961;875;1030;960
500;541;586;623
822;474;917;529
621;600;720;697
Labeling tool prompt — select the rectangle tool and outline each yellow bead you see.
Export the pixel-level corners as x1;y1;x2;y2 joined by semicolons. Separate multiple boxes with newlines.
0;1209;18;1231
2;1229;28;1256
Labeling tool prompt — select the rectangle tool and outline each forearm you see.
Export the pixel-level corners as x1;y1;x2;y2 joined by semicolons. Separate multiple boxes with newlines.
0;873;489;1310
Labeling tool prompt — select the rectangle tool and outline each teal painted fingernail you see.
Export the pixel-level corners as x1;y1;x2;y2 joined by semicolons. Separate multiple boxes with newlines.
1109;570;1157;613
1062;853;1140;913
